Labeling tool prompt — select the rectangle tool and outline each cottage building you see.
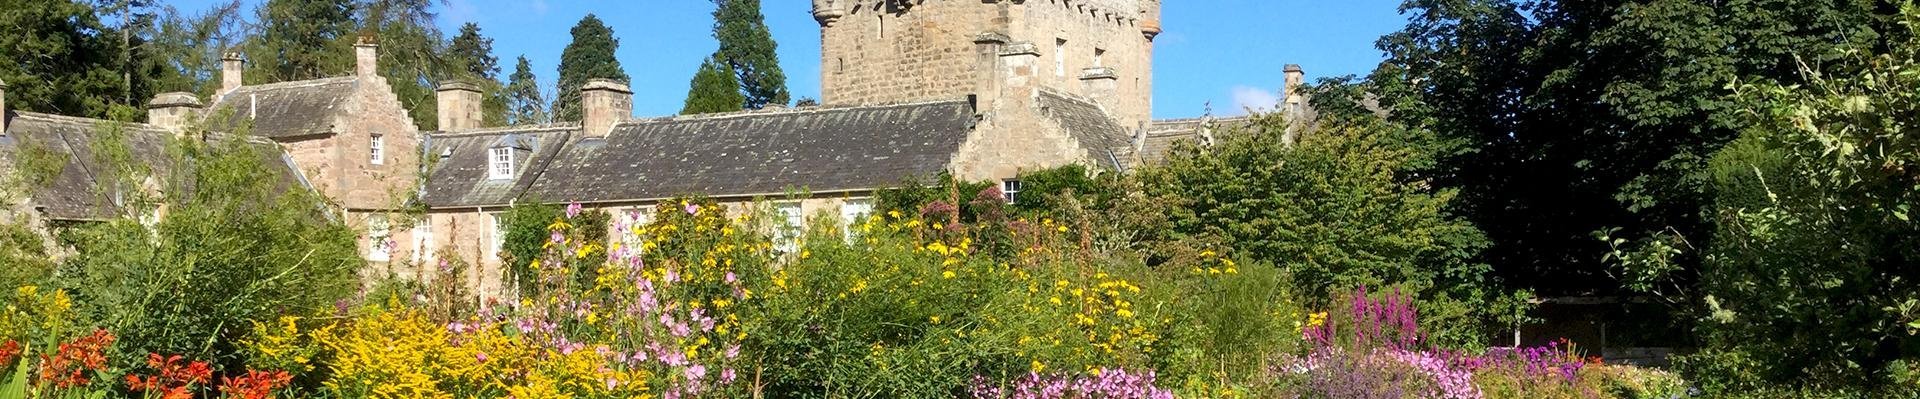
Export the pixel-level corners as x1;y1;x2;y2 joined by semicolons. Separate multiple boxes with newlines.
0;1;1309;300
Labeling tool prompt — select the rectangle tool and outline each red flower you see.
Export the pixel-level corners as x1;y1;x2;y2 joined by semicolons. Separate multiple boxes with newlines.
218;369;292;399
0;340;21;368
127;352;215;397
36;329;114;389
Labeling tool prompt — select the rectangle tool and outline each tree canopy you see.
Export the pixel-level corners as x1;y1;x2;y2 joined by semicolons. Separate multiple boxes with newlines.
550;14;630;123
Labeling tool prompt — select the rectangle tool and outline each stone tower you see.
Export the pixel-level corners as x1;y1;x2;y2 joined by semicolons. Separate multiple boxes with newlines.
812;0;1159;130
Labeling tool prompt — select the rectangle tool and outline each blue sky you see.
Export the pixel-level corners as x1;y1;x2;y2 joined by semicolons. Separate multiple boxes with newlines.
166;0;1410;118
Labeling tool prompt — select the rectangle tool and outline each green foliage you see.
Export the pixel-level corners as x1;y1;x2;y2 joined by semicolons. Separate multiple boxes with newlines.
1134;113;1511;344
709;0;790;109
504;55;548;125
680;56;745;115
498;201;559;295
249;0;355;81
56;116;360;372
550;14;629;122
1368;0;1904;296
0;225;56;290
1675;7;1920;390
0;0;141;118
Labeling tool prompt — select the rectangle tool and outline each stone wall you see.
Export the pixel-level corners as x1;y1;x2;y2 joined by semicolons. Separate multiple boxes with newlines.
417;194;878;301
815;0;1155;130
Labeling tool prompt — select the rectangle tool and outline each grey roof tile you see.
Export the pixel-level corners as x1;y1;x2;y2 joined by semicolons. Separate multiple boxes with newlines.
209;77;357;138
1035;90;1135;170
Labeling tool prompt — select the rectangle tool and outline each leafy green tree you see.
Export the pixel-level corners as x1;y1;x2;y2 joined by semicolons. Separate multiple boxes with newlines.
680;56;745;115
709;0;789;109
498;201;558;296
446;22;507;127
505;55;548;125
1679;10;1920;389
1365;0;1902;297
550;14;629;122
0;0;132;117
141;0;248;98
250;0;355;81
1134;112;1517;346
58;112;361;370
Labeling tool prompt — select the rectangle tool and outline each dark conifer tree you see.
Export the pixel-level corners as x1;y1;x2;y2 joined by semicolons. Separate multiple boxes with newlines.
551;14;629;122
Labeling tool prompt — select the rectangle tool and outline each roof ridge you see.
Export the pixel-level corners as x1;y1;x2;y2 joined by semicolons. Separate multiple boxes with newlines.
631;98;970;124
232;76;358;92
13;111;167;131
432;122;583;137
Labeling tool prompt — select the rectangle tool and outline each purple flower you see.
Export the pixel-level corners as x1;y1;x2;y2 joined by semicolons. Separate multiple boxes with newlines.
566;201;583;218
684;203;700;215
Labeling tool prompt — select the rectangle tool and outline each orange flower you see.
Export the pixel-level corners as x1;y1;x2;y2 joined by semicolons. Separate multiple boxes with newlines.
37;329;114;389
218;369;293;399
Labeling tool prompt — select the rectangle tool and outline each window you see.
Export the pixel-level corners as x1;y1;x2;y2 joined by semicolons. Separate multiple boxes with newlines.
367;214;391;262
1094;48;1106;67
775;202;804;254
1002;179;1023;204
488;147;514;180
840;198;874;240
410;220;433;263
370;135;385;165
617;206;655;256
1054;39;1068;77
491;213;505;255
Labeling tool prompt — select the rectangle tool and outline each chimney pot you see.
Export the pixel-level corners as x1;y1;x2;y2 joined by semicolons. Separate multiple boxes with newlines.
436;81;484;131
146;92;203;134
581;79;632;138
221;52;245;95
354;36;379;78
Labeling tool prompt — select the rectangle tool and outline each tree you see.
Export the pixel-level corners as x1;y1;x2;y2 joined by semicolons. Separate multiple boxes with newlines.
680;56;745;115
505;55;548;125
446;22;499;81
551;14;629;122
0;0;130;117
59;111;361;371
1134;112;1517;347
710;0;790;109
1674;9;1920;390
142;1;247;98
446;22;507;127
250;0;355;81
1364;0;1901;297
354;0;448;130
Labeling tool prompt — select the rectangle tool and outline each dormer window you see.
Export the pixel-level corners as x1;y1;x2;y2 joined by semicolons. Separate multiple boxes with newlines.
488;147;514;180
370;135;385;165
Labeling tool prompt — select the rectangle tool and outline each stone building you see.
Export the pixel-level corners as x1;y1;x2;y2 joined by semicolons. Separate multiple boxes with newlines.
0;3;1308;300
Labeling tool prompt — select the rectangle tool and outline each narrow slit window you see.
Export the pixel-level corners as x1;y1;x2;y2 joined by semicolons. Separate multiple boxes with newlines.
370;135;385;165
1055;39;1068;77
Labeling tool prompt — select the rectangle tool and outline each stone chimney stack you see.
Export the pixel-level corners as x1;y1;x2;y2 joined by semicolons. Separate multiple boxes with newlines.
811;0;844;26
581;79;632;138
221;52;245;94
1283;64;1306;113
146;92;203;134
1080;67;1119;109
354;36;379;78
436;81;483;131
999;41;1042;96
971;32;1010;114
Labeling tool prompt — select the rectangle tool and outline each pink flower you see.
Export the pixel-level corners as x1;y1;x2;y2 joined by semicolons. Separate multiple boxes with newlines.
684;203;700;215
566;202;583;218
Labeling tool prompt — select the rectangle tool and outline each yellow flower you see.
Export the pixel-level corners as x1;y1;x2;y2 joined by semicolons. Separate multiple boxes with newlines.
930;315;942;324
942;270;957;279
1030;360;1047;373
1307;312;1329;329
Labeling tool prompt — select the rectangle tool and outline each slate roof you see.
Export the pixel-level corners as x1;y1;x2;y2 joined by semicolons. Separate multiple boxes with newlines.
419;124;579;208
208;77;358;138
420;100;979;207
1035;90;1135;170
1140;116;1253;164
0;111;303;220
530;100;977;203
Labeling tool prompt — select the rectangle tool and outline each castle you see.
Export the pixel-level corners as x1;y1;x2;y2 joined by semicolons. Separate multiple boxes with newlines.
0;1;1305;298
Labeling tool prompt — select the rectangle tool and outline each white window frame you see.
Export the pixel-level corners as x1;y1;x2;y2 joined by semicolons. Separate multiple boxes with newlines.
774;201;804;254
367;214;391;262
840;198;874;241
491;213;505;255
488;147;514;180
370;134;385;165
1002;179;1023;204
410;220;433;264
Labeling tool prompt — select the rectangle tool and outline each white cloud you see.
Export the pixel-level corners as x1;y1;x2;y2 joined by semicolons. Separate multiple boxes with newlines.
1228;85;1280;115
